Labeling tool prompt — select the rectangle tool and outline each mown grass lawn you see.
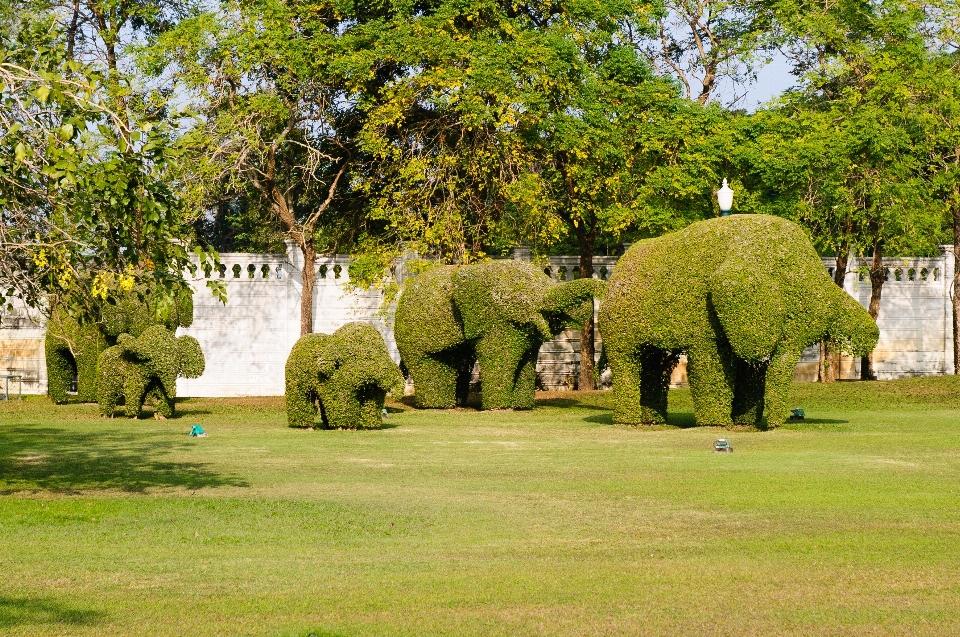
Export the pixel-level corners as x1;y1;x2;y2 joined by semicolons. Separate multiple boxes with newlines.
1;378;959;636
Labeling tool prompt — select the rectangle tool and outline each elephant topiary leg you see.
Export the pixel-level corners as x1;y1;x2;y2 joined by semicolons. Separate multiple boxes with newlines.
406;352;463;409
75;344;101;403
762;345;803;428
148;382;175;418
639;347;679;424
509;347;539;410
686;343;736;426
45;342;75;404
285;374;319;427
357;385;388;429
318;379;363;429
607;346;644;424
96;349;124;417
608;346;677;425
732;359;767;427
475;326;533;410
123;368;150;418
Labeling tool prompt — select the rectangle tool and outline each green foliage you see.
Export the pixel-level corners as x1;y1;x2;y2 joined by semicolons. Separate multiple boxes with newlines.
395;260;604;411
44;314;105;403
0;5;224;321
45;286;195;404
96;325;205;418
348;0;675;263
285;323;402;430
599;215;878;428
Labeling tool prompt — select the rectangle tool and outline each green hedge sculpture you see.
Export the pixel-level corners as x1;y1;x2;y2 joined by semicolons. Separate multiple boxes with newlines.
285;322;403;429
598;215;878;428
395;260;605;410
45;289;194;403
96;325;205;418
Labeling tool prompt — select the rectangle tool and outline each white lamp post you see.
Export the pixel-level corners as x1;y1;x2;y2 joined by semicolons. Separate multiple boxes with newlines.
717;178;734;216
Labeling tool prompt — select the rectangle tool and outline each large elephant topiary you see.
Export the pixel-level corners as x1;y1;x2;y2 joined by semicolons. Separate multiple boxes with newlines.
395;260;605;410
46;289;194;403
598;215;878;428
96;325;205;418
285;322;403;429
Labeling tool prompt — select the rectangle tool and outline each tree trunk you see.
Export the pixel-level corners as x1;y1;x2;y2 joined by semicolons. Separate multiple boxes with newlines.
300;240;316;336
577;230;597;391
952;194;960;374
861;245;884;380
820;249;850;383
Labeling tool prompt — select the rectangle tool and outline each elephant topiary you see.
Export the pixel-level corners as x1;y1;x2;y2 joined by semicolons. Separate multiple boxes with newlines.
96;325;205;418
285;322;403;429
598;214;878;428
46;288;194;403
395;260;606;410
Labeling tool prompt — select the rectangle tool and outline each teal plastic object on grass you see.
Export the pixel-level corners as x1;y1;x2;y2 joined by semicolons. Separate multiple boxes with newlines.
190;425;206;437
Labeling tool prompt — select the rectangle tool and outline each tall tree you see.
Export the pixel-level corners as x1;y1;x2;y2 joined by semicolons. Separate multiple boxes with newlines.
761;0;945;379
638;0;778;106
144;0;364;335
0;3;216;323
354;0;687;389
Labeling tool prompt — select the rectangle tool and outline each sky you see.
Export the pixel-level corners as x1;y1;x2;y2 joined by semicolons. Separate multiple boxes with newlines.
740;55;800;111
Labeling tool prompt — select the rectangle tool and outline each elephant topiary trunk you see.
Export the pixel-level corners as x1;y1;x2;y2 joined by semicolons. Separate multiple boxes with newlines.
285;322;403;429
395;260;605;411
598;215;878;428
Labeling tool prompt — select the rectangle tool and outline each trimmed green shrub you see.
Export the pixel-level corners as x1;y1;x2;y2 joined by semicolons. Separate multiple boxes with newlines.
285;322;403;429
395;260;605;411
598;214;879;428
45;314;105;403
96;325;205;418
45;288;194;403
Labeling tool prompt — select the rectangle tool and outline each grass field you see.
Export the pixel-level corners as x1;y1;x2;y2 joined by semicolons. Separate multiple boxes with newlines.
1;378;959;636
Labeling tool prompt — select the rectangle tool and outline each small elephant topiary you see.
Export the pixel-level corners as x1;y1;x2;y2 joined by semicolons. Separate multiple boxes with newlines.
96;325;205;418
394;260;605;410
599;214;878;428
285;322;403;429
46;288;194;403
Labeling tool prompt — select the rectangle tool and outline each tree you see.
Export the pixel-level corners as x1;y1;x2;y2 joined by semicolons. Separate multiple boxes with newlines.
353;0;691;389
0;4;217;324
744;0;945;379
913;51;960;373
638;0;778;106
144;0;364;335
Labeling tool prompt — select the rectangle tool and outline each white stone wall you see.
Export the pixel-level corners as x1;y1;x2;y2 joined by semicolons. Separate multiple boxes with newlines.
176;248;396;397
794;252;954;381
1;245;955;396
0;299;46;397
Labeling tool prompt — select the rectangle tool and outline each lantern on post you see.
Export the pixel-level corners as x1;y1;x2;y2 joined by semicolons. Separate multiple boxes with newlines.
717;178;734;216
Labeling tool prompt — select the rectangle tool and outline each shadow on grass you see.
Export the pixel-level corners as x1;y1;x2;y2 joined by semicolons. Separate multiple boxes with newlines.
0;426;248;494
583;412;697;428
173;407;214;417
0;596;104;629
535;397;610;411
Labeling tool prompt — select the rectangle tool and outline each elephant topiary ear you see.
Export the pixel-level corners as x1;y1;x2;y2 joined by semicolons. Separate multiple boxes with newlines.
451;261;552;339
708;265;786;362
176;335;205;379
315;342;338;379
